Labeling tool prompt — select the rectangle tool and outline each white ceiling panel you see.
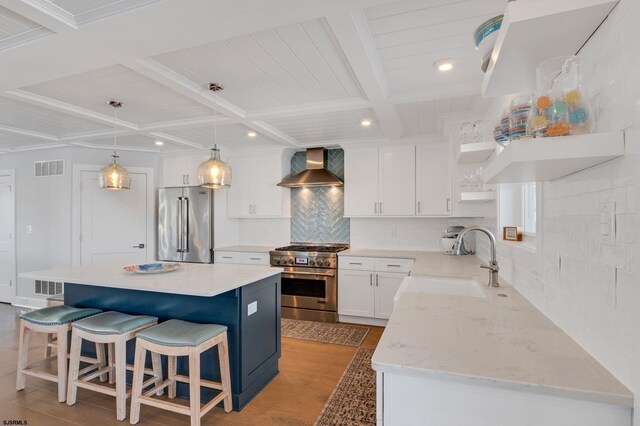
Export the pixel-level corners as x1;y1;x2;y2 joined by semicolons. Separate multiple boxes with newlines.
21;65;214;125
0;96;110;136
80;134;179;152
162;124;281;150
152;18;363;112
364;0;505;95
264;109;382;144
0;5;53;51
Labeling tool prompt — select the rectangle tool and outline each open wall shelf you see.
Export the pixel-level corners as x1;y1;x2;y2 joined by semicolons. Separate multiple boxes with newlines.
483;132;624;184
457;142;496;164
460;191;496;203
482;0;618;97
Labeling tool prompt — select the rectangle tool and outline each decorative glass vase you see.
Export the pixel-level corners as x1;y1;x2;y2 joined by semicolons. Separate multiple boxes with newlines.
509;95;532;141
528;56;594;138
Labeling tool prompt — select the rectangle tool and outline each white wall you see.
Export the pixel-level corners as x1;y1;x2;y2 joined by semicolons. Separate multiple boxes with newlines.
0;147;161;300
478;0;640;420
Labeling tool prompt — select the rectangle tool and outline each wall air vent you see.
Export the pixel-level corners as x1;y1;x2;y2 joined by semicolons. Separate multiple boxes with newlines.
34;160;65;177
34;280;63;295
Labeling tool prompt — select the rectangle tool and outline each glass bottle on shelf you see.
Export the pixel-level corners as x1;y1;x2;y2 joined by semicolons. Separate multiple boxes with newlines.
472;120;484;143
459;122;473;144
509;95;532;141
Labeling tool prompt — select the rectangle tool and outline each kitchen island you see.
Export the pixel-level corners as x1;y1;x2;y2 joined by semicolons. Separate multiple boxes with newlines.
21;262;282;410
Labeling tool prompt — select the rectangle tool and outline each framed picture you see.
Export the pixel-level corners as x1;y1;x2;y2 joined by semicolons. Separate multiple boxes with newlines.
503;226;523;241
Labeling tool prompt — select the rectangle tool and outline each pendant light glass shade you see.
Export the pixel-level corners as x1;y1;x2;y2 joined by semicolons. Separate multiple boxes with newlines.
99;100;130;190
98;152;131;190
198;145;231;189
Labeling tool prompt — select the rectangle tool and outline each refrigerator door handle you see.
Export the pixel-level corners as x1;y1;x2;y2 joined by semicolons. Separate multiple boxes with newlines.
176;197;183;252
182;197;190;253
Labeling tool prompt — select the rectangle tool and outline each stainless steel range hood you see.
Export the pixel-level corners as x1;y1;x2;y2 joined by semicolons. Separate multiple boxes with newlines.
278;147;343;188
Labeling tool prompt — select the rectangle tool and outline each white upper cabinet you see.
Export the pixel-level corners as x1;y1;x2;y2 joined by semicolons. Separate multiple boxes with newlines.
226;152;291;218
161;156;207;187
344;145;415;217
416;143;452;216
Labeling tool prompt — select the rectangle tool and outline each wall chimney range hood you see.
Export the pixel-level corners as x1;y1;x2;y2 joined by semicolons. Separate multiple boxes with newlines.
278;147;343;188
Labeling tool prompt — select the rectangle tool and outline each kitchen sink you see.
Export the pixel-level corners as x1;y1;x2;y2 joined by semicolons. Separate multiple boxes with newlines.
393;276;487;308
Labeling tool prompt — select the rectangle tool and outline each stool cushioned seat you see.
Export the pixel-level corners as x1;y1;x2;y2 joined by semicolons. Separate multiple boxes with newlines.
73;311;157;335
136;319;227;347
20;305;101;326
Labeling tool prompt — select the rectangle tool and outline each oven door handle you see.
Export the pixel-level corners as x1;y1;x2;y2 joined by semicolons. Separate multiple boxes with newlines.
281;271;335;277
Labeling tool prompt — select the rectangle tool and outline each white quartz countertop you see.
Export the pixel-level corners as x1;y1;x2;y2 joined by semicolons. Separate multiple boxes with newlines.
21;262;282;297
214;245;275;253
342;248;633;407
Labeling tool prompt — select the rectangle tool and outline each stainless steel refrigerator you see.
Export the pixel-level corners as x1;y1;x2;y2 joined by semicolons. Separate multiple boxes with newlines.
158;187;213;263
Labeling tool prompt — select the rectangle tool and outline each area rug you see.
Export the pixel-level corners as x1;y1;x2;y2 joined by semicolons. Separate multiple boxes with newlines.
314;347;376;426
281;318;369;347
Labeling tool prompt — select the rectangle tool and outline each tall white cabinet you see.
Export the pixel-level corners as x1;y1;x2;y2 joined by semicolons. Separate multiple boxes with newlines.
416;143;452;216
344;145;416;217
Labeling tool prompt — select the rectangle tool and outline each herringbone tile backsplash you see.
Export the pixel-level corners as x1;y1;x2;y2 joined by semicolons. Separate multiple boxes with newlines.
290;149;350;243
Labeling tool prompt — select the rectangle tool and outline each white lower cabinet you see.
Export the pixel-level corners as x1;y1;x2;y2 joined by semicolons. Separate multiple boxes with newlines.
214;251;269;265
338;256;413;324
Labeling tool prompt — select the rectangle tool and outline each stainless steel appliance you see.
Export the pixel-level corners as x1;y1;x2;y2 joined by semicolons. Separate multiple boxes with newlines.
158;187;213;263
277;147;343;188
270;243;349;323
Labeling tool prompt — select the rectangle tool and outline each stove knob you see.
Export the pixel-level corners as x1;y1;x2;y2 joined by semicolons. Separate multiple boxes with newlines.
322;259;331;267
308;259;315;266
288;258;294;265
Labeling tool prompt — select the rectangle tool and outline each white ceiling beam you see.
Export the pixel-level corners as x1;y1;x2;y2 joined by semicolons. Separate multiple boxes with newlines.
126;58;300;147
0;124;58;141
139;116;234;132
147;132;205;149
11;142;69;152
69;141;161;154
1;0;77;32
325;10;405;139
4;90;140;130
246;98;371;121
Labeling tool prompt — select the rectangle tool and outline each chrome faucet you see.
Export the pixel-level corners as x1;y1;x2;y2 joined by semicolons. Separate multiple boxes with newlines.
453;226;499;287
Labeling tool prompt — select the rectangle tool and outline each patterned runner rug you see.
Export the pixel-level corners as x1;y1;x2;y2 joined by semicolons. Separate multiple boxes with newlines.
281;318;370;347
314;347;376;426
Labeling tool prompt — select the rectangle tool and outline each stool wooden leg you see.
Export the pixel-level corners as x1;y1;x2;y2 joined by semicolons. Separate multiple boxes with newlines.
151;352;164;396
16;321;31;391
66;329;82;406
96;343;108;382
188;349;201;426
56;325;68;403
115;339;128;421
108;343;115;384
44;333;53;358
129;343;146;425
218;333;232;413
168;355;177;399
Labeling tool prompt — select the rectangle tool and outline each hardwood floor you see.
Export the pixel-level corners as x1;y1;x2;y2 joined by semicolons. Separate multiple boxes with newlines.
0;303;383;425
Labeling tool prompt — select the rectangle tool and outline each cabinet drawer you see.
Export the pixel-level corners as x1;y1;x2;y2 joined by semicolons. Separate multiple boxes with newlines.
339;256;375;271
214;252;243;264
241;252;269;265
374;258;414;273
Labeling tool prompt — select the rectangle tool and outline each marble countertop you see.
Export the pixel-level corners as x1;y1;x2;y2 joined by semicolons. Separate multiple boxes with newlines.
214;245;276;253
342;248;633;407
21;262;282;297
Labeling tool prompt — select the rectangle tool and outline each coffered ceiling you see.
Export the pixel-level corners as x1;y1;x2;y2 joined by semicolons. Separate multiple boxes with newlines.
0;0;504;155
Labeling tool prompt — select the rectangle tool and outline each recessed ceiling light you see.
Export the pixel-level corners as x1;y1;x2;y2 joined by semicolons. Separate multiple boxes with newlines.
361;120;372;127
247;131;257;138
154;140;164;146
434;59;454;72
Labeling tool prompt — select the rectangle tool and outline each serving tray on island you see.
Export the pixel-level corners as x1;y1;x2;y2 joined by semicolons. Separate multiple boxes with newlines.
123;263;182;274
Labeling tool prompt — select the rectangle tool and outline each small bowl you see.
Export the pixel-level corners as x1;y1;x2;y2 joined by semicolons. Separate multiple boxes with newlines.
481;51;492;73
474;14;503;48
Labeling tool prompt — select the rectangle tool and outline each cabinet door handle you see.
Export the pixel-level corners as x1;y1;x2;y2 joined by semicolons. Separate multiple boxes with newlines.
387;264;401;267
370;273;373;286
379;202;383;214
222;256;233;259
249;257;261;261
374;202;377;214
349;262;362;265
446;198;451;213
182;175;186;185
418;201;421;214
375;273;379;286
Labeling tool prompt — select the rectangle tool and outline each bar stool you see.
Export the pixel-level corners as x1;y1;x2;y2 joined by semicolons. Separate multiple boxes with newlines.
66;311;161;421
130;319;232;426
16;305;102;402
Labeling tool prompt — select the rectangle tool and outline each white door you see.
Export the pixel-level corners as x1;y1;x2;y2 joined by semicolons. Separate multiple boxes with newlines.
226;157;254;218
374;272;406;319
0;175;15;303
80;171;149;265
344;147;379;217
379;145;416;216
416;143;452;216
338;270;375;317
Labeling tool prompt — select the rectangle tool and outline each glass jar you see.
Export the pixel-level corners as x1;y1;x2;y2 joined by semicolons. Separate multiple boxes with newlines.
509;95;532;141
528;56;594;138
500;108;511;142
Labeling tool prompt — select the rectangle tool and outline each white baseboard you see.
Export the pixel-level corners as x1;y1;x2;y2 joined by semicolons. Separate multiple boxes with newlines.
339;315;388;327
13;297;48;309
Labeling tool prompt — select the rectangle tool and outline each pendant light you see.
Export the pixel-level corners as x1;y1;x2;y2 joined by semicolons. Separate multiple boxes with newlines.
98;101;131;190
197;83;232;189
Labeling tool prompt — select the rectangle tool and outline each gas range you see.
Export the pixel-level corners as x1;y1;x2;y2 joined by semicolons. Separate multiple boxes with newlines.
269;243;349;269
270;243;349;323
